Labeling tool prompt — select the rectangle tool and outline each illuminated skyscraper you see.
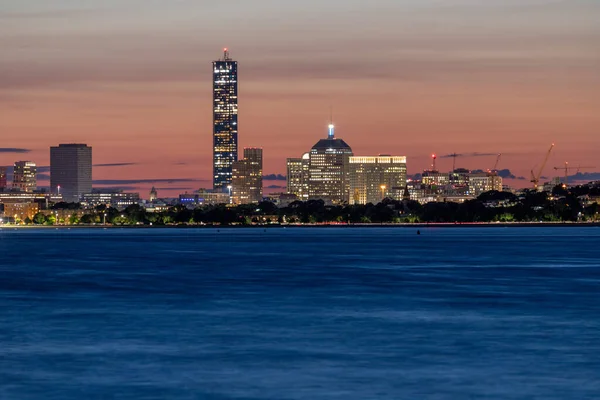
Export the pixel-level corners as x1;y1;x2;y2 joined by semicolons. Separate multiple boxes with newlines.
212;48;238;191
286;153;309;200
50;144;92;202
308;124;353;204
232;148;263;205
12;161;37;193
348;156;407;204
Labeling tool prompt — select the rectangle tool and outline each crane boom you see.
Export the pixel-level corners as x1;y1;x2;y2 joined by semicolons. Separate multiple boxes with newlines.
493;153;501;171
531;143;554;190
553;163;595;187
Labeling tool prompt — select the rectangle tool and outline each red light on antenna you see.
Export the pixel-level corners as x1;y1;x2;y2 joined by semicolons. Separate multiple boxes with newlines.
224;47;228;52
432;154;437;159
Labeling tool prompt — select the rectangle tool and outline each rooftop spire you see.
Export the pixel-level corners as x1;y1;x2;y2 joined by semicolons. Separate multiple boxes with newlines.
223;47;230;61
328;106;335;139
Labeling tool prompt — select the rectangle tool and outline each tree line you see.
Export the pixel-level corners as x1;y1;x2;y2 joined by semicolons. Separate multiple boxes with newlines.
23;185;600;226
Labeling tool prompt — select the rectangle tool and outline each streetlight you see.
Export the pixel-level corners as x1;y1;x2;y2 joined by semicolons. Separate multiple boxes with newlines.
380;184;386;201
227;185;232;204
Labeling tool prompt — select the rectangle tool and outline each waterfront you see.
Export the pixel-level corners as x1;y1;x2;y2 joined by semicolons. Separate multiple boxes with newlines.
1;227;600;399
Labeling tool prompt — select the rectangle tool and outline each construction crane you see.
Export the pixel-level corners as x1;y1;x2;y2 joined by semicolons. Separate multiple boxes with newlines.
530;143;555;190
553;162;595;187
488;153;502;175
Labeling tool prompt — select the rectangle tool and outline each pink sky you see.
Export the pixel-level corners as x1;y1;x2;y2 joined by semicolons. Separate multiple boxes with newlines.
2;0;599;197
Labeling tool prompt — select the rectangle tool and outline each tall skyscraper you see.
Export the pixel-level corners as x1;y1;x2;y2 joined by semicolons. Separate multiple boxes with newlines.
213;48;238;191
231;148;263;205
50;144;92;202
307;124;353;204
348;156;407;205
0;167;6;190
286;153;310;200
12;161;37;192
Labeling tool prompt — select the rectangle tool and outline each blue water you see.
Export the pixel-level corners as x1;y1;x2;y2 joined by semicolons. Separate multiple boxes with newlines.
1;227;600;399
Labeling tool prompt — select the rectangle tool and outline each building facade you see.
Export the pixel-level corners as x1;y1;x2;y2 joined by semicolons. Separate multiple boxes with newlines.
468;173;503;196
82;192;140;210
2;202;39;222
307;124;353;204
0;167;6;190
179;189;230;206
231;147;263;205
213;48;238;191
50;144;92;203
286;153;309;200
12;161;37;193
348;156;407;205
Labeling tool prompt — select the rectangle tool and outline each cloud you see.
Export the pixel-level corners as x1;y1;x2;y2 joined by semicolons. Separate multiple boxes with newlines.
0;148;31;153
263;174;286;181
93;162;138;167
93;178;205;185
570;172;600;181
496;169;516;179
266;185;285;189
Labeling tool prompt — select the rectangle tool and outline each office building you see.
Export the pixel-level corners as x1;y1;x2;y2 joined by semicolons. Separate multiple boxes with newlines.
286;153;309;200
12;161;37;193
213;48;238;191
422;170;449;187
0;167;6;190
50;144;92;202
82;192;140;210
349;155;407;205
468;173;503;196
307;124;353;204
179;189;230;206
231;147;263;205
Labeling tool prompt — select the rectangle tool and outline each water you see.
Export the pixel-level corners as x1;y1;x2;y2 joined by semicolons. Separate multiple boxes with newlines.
1;227;599;399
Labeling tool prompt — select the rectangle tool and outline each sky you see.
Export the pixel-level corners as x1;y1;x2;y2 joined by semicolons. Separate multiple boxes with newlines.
2;0;599;196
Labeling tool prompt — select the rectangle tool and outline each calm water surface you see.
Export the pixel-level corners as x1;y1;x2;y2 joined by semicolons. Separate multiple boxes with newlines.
1;227;599;399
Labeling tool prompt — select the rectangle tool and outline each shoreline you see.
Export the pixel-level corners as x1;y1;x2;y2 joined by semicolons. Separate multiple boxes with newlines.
1;222;599;229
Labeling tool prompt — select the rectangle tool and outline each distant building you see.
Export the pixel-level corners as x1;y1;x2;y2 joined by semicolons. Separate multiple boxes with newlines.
179;189;230;206
149;186;158;202
213;48;238;191
348;155;407;205
468;173;502;196
82;192;140;210
12;161;37;193
0;167;6;189
50;144;92;202
2;202;39;222
231;148;263;205
286;153;310;200
0;192;62;207
422;170;449;188
307;124;353;204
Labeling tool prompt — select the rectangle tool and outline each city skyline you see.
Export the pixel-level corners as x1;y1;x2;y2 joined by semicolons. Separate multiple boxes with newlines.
2;1;600;196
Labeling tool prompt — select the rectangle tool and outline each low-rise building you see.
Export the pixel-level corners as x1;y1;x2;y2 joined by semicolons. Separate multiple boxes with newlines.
82;192;140;210
179;189;230;206
2;202;39;222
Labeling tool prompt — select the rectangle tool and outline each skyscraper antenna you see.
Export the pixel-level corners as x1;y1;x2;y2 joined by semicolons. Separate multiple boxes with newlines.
223;47;230;61
327;106;335;139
